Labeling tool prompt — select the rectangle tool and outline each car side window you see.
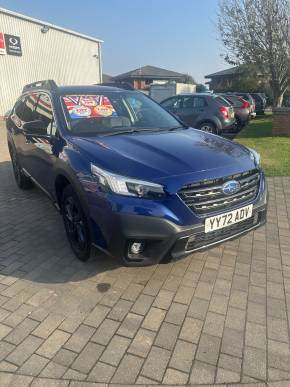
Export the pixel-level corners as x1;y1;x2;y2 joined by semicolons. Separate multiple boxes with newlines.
34;93;55;135
193;97;207;108
182;97;195;109
14;94;38;123
162;97;182;110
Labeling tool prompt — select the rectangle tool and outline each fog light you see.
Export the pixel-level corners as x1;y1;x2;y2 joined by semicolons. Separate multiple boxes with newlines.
129;241;145;255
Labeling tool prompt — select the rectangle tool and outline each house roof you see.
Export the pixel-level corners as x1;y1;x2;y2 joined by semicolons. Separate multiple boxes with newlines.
102;73;114;83
114;65;185;80
205;67;240;79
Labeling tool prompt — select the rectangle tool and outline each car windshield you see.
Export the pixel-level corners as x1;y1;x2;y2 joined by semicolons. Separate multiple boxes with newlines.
61;91;182;136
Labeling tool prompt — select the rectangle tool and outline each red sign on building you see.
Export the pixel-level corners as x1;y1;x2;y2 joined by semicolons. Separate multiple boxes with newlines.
0;32;6;55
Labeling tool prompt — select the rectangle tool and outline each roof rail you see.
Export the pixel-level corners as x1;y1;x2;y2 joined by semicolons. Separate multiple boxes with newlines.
98;82;135;91
22;80;58;93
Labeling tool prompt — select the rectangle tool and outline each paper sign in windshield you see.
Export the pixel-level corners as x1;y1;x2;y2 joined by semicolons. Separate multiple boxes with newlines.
63;95;117;119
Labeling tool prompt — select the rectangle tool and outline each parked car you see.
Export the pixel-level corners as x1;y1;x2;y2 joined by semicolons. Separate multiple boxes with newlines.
6;80;268;266
250;93;267;115
160;93;235;135
228;92;256;118
220;94;251;130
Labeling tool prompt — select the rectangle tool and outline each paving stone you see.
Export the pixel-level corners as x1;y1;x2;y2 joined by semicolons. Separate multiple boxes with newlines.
0;360;18;372
100;335;130;366
141;346;171;382
87;361;116;382
37;330;70;359
117;312;143;338
179;316;203;344
111;354;144;383
128;328;155;358
0;340;15;362
32;313;65;339
90;318;119;346
187;297;209;320
169;339;196;373
225;307;246;331
63;368;87;380
3;304;34;328
30;378;69;386
209;293;229;314
53;348;77;367
142;307;165;331
154;322;180;350
190;360;216;384
245;322;266;350
0;322;12;340
17;354;49;376
7;335;43;366
196;333;221;365
216;367;240;383
162;368;189;384
243;346;267;380
152;289;174;310
71;342;104;374
121;283;143;301
203;311;225;337
268;339;290;372
107;299;133;321
131;294;154;315
267;316;289;343
165;302;187;325
5;317;39;345
39;361;67;378
84;305;110;328
2;374;33;387
221;327;244;358
174;285;195;305
64;324;95;353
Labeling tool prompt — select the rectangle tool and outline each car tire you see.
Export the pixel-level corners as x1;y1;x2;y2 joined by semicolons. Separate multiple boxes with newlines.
199;122;217;134
9;146;34;190
62;185;91;261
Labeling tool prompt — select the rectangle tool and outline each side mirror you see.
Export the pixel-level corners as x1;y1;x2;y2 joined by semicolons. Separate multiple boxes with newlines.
23;120;47;136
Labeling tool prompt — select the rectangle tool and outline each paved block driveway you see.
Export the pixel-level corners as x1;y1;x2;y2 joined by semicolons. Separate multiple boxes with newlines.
0;121;290;387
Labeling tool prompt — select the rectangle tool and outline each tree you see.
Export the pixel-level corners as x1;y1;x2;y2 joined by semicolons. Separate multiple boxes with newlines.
182;74;196;84
218;0;290;107
196;84;207;92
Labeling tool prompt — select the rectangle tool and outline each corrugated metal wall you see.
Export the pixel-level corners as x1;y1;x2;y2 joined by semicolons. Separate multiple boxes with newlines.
0;11;102;115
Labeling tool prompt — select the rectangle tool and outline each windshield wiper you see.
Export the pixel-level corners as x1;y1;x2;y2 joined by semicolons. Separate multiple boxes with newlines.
168;125;189;131
102;128;163;137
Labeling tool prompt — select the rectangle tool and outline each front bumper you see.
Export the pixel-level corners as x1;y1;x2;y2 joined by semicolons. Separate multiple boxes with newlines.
105;203;267;266
89;172;268;266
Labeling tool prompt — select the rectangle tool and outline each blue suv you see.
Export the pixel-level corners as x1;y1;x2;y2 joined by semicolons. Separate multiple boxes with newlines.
6;80;268;266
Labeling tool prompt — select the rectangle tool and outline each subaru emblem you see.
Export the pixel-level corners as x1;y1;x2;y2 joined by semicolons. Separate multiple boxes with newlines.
222;180;241;195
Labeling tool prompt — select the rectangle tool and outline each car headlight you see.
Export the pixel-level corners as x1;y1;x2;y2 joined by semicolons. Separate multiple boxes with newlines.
91;164;165;198
247;147;261;166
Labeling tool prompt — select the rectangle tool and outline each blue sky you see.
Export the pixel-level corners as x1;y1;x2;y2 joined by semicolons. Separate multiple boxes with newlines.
0;0;230;83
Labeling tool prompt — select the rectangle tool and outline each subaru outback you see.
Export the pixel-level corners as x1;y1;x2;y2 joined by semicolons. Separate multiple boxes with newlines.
6;80;268;266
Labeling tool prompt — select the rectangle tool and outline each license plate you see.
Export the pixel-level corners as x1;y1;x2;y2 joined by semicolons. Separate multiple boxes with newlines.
205;205;253;233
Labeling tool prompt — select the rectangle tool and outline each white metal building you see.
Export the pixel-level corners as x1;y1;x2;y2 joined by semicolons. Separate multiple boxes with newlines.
0;8;103;116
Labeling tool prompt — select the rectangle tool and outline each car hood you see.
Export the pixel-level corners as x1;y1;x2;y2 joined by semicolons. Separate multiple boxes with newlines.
69;128;256;190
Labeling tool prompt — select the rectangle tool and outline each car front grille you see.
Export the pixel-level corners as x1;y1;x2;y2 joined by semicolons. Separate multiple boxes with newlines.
179;169;260;215
186;213;260;251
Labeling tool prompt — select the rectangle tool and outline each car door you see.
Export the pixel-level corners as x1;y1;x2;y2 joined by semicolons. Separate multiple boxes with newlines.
25;92;58;193
178;96;207;126
9;93;39;173
161;96;182;117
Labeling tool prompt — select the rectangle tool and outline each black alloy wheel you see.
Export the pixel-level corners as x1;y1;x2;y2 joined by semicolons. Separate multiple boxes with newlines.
62;185;91;261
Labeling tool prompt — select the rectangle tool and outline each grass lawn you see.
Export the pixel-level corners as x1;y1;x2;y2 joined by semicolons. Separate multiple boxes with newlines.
235;114;290;176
